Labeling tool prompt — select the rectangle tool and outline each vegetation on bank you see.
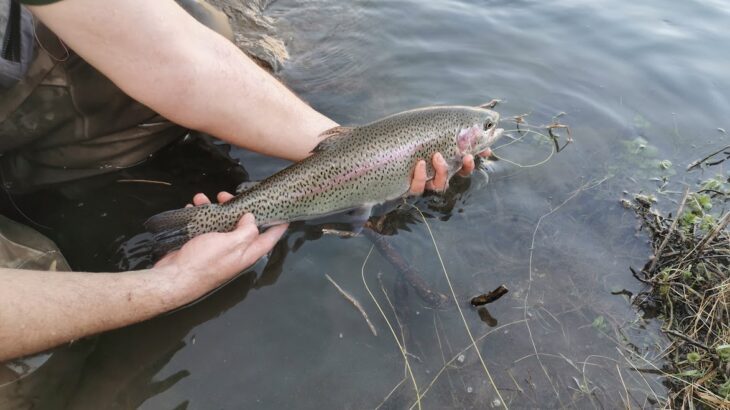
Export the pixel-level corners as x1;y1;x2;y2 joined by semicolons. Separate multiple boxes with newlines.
628;146;728;408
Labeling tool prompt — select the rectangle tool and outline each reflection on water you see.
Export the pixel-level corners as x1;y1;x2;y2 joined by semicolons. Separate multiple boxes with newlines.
7;0;730;408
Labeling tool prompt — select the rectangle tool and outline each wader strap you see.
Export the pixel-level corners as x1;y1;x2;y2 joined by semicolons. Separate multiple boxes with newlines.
0;22;61;123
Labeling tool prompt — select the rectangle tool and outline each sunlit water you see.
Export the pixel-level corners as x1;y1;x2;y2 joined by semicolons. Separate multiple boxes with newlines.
5;0;730;408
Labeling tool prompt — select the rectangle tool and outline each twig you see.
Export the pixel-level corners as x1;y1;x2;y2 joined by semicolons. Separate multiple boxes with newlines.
325;273;377;336
471;285;509;306
116;179;172;186
647;186;690;274
662;329;712;353
686;144;730;171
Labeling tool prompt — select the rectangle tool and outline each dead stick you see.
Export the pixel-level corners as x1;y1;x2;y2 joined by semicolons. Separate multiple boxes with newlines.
362;228;450;308
116;179;172;186
325;273;378;336
471;285;509;306
647;186;690;274
662;329;712;352
686;144;730;171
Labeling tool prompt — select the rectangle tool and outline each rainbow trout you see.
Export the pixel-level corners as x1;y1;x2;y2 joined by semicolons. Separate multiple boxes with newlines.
145;105;503;253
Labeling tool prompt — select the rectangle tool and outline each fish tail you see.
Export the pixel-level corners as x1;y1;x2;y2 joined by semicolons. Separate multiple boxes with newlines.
144;206;202;256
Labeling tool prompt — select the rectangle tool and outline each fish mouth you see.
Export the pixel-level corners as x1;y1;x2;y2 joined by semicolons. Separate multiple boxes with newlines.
488;127;504;142
472;126;504;156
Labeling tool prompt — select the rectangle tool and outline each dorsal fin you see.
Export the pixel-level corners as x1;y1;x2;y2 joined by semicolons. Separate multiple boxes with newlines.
235;180;260;194
311;126;354;153
478;99;501;109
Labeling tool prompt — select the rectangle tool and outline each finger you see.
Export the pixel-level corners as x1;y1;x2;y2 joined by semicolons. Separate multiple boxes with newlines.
479;148;492;158
236;213;257;229
428;152;448;191
458;154;475;177
217;191;235;203
409;160;427;195
243;223;289;260
193;193;211;206
229;214;259;246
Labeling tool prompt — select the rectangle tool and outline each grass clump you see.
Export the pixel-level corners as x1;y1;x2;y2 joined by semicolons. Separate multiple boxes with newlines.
629;171;729;408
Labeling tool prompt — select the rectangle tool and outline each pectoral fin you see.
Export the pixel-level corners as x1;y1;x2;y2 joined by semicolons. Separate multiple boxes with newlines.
305;204;374;235
311;126;355;153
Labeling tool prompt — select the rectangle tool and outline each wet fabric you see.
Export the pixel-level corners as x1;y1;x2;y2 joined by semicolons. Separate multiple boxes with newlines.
0;0;235;193
0;214;68;270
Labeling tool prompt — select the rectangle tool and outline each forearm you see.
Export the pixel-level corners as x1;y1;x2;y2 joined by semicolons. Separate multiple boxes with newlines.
30;0;337;161
0;267;177;361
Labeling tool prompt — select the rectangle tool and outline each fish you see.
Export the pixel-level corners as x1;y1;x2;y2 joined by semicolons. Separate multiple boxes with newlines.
145;104;504;254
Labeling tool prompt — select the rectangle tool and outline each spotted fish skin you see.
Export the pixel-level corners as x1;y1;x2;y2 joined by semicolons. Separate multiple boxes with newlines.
145;105;503;252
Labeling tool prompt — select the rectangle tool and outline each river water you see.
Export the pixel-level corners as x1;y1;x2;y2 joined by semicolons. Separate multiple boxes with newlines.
7;0;730;408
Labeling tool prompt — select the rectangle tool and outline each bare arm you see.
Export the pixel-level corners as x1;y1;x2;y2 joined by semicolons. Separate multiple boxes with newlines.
0;206;287;361
0;266;171;361
29;0;336;161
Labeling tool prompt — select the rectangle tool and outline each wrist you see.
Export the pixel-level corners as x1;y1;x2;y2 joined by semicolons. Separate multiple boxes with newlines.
145;264;194;313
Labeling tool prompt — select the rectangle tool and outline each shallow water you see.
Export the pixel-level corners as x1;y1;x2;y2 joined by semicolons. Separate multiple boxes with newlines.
6;0;730;408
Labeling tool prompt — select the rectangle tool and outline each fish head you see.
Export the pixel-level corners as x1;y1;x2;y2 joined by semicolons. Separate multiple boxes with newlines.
456;108;504;156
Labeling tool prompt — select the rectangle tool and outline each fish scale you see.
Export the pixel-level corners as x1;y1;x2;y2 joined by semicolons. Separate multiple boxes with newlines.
145;105;503;254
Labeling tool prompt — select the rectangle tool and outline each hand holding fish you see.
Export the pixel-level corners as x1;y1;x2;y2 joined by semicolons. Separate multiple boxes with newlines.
153;192;288;305
409;149;492;195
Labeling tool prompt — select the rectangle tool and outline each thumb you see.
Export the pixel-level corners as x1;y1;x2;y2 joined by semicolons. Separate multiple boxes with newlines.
226;213;259;248
236;213;257;229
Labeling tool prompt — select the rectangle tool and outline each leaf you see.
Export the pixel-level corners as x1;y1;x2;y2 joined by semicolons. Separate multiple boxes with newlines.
717;344;730;361
686;352;701;364
676;369;703;378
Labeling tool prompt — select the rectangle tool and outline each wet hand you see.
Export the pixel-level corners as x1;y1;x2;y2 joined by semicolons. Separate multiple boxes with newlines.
409;148;492;195
153;192;287;305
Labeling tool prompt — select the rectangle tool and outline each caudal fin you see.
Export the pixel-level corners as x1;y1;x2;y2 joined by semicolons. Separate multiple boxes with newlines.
144;207;202;256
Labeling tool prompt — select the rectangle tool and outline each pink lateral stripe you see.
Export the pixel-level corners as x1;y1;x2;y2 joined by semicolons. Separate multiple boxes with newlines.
293;141;426;199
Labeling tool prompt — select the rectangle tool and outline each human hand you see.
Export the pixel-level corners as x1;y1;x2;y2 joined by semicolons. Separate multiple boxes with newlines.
153;191;288;305
409;148;493;195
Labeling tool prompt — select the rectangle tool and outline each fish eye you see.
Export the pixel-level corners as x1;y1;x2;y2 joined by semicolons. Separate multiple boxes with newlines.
483;120;494;131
